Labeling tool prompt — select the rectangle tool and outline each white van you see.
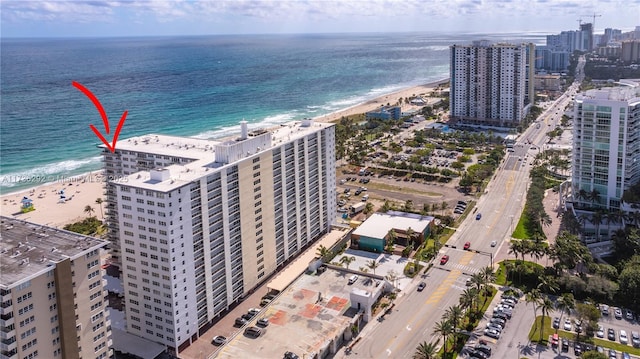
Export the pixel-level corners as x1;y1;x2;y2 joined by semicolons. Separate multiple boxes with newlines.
348;275;358;285
362;194;369;201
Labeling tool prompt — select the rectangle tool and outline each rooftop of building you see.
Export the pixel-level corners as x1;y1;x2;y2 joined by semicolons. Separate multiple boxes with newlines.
110;119;334;192
0;216;108;288
352;211;434;239
578;79;640;102
215;267;379;359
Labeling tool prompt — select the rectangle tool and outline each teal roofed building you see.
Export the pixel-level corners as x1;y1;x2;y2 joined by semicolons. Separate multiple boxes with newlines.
365;105;401;121
350;211;435;253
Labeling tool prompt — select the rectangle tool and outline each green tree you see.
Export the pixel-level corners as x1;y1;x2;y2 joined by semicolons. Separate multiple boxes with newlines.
413;340;439;359
539;296;555;341
444;305;463;331
84;205;95;218
525;289;542;329
340;256;356;270
581;352;607;359
316;245;331;261
618;260;640;311
555;293;575;334
95;198;104;220
432;319;454;355
367;259;380;275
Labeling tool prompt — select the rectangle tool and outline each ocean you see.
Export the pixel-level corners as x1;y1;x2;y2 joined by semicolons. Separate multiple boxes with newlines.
0;32;545;194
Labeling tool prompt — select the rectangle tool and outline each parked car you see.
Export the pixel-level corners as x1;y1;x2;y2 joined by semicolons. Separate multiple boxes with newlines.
348;275;358;284
475;344;492;356
552;317;560;329
486;323;503;331
440;255;449;265
601;304;610;316
257;318;269;327
476;213;482;220
563;319;572;331
211;336;227;346
490;240;497;247
248;308;261;317
284;352;300;359
609;349;617;359
468;350;488;359
574;343;582;356
608;328;616;341
235;317;248;327
484;328;500;339
620;330;629;344
417;282;426;291
615;307;623;319
244;326;262;338
625;309;635;321
561;338;569;352
464;242;471;250
597;325;605;338
631;331;640;347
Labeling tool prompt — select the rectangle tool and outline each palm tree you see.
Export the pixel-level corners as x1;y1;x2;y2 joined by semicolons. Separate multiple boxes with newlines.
340;256;356;270
469;272;485;293
441;201;448;215
555;293;575;334
432;319;454;355
460;287;479;313
525;289;542;329
95;198;104;220
445;305;464;331
591;211;604;242
406;227;416;248
537;275;559;295
413;340;439;359
84;205;95;218
480;266;495;284
316;245;331;261
539;296;555;341
589;189;601;207
366;259;380;275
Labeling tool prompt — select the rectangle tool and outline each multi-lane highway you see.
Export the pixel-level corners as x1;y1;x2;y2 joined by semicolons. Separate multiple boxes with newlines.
338;67;584;358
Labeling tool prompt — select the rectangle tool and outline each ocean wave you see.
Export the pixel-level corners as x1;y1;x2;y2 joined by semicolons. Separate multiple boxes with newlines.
0;157;102;188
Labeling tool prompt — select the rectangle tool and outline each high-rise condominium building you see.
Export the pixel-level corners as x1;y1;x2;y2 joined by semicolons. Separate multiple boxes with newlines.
103;119;336;353
572;81;640;212
450;40;531;127
0;217;111;359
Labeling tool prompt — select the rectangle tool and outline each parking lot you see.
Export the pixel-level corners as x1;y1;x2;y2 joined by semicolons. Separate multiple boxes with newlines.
461;292;640;359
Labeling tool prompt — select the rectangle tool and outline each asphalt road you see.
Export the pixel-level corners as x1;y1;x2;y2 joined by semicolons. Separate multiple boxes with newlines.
335;78;583;358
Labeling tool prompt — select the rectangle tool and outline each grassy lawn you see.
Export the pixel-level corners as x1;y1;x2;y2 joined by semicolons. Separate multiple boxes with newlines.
511;214;531;239
528;316;640;355
495;261;508;286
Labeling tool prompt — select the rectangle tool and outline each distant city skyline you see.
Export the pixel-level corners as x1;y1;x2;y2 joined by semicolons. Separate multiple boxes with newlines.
1;0;638;38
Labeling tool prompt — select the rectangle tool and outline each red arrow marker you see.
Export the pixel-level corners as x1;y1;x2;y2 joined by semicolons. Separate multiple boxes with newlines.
72;81;128;153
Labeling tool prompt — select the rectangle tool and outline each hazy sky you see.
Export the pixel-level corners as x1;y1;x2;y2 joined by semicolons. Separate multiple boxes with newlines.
2;0;639;38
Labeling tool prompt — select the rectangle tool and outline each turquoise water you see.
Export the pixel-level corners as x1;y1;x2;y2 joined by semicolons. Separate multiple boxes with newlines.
0;32;544;194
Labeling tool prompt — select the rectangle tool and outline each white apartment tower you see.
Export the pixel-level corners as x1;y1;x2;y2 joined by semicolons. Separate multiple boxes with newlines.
0;217;111;359
572;81;640;212
103;119;336;353
450;40;530;127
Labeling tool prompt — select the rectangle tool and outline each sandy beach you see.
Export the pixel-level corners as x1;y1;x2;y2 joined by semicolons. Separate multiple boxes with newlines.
0;79;448;228
314;79;448;123
0;174;106;228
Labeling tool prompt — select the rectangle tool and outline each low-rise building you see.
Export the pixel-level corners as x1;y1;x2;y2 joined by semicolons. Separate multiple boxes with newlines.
365;105;401;121
350;211;435;253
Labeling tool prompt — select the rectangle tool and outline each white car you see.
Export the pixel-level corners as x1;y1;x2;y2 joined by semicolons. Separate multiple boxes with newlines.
597;325;605;338
620;330;629;344
484;328;500;339
563;319;572;331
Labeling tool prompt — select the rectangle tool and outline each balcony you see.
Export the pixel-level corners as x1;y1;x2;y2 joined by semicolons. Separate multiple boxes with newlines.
0;349;17;359
0;316;13;328
0;327;14;340
0;338;16;352
0;303;11;316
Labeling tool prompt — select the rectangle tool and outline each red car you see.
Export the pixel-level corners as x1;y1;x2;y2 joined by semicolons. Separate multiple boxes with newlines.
464;242;471;250
440;255;449;265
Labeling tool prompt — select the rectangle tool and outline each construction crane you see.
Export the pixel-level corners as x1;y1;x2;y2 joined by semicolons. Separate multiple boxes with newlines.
577;18;582;27
582;12;602;29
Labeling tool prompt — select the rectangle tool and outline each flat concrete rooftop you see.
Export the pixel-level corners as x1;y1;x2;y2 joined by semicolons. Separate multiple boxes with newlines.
215;267;382;359
0;216;108;288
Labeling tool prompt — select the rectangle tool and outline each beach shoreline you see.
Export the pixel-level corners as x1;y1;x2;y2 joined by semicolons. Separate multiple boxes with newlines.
0;79;449;227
